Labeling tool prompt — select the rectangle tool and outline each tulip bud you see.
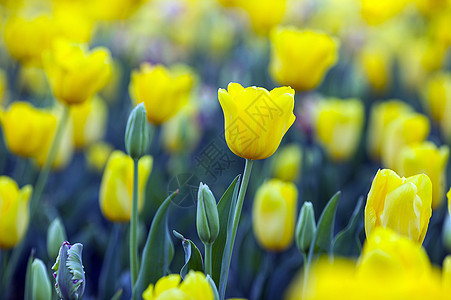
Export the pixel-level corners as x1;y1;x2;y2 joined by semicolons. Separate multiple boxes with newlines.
32;258;52;300
125;103;150;160
295;202;316;253
47;218;67;260
52;241;85;300
196;183;220;245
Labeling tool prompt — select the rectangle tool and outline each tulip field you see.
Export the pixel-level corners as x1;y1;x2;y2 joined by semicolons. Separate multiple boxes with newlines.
1;0;451;299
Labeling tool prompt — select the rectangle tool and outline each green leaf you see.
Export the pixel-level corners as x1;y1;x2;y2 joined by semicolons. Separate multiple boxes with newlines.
98;225;122;300
132;190;178;299
173;230;204;279
211;175;240;287
313;191;340;255
24;250;35;300
207;275;220;300
333;197;364;256
110;289;123;300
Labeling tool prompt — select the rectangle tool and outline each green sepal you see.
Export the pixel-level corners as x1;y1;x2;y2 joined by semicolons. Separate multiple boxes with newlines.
173;230;204;279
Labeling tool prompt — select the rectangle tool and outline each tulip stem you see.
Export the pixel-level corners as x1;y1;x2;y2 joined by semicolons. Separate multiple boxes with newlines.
130;158;139;288
302;252;310;298
221;159;254;300
205;243;213;277
30;105;69;219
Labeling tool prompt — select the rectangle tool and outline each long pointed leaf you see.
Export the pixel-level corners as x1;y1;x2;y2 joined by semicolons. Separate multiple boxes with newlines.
333;197;364;256
173;230;204;279
314;191;340;255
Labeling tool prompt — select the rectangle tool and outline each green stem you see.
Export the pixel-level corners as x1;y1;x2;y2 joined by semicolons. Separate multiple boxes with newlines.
221;159;254;300
30;105;69;218
130;159;139;288
302;252;310;297
205;243;213;277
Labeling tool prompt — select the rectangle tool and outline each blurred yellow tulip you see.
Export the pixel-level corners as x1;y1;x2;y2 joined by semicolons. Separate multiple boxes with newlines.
396;142;449;209
99;151;152;222
85;142;113;172
272;144;302;182
447;187;451;217
359;44;392;93
360;0;408;25
0;69;7;106
218;82;296;160
43;39;112;105
238;0;287;35
381;112;429;169
87;0;147;21
129;63;195;125
252;179;298;251
18;66;50;98
422;72;451;123
365;169;432;243
269;26;339;91
444;255;451;290
142;271;213;300
0;101;56;158
367;100;413;160
313;98;364;162
0;176;32;249
70;95;108;149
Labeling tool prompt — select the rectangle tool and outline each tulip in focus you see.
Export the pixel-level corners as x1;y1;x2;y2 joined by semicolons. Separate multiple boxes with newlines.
43;39;112;105
272;144;302;182
218;82;296;160
270;26;338;91
0;176;32;249
313;98;364;161
142;271;213;300
99;151;152;222
396;142;449;209
129;63;195;125
365;169;432;243
252;179;298;251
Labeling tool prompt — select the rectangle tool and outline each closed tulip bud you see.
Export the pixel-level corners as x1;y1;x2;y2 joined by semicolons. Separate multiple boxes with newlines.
313;98;364;162
365;169;432;244
270;26;338;91
85;142;113;172
0;102;57;158
52;242;85;300
272;144;302;182
129;63;195;125
367;100;413;160
0;176;32;249
70;95;108;149
396;142;449;209
47;218;67;260
295;202;316;253
31;258;52;300
218;83;296;160
196;183;219;245
43;39;112;105
99;151;153;222
253;179;298;251
125;103;150;160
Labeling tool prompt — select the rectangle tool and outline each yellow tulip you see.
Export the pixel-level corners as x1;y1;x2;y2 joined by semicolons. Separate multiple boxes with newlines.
367;100;413;160
142;271;213;300
269;26;339;91
43;39;112;105
70;95;108;149
365;169;432;243
443;255;451;291
381;112;429;169
272;143;302;182
85;142;113;172
360;0;408;25
313;98;364;162
87;0;147;21
99;151;152;222
0;102;56;158
218;82;296;160
422;72;451;123
0;69;7;106
129;63;195;125
359;44;392;93
238;0;287;35
252;179;298;251
0;176;32;249
447;187;451;217
396;142;449;209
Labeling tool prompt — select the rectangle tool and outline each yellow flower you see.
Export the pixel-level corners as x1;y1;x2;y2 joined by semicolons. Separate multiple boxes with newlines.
0;176;32;249
218;83;295;160
359;44;393;93
0;102;56;158
422;72;451;123
238;0;287;35
396;142;449;209
313;98;364;161
129;63;195;125
252;179;298;251
99;151;152;222
447;187;451;217
272;143;302;182
367;100;413;160
85;142;113;172
269;26;339;91
365;169;432;243
360;0;408;25
142;271;213;300
381;112;429;169
70;95;108;149
87;0;148;21
43;39;112;105
0;69;7;106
